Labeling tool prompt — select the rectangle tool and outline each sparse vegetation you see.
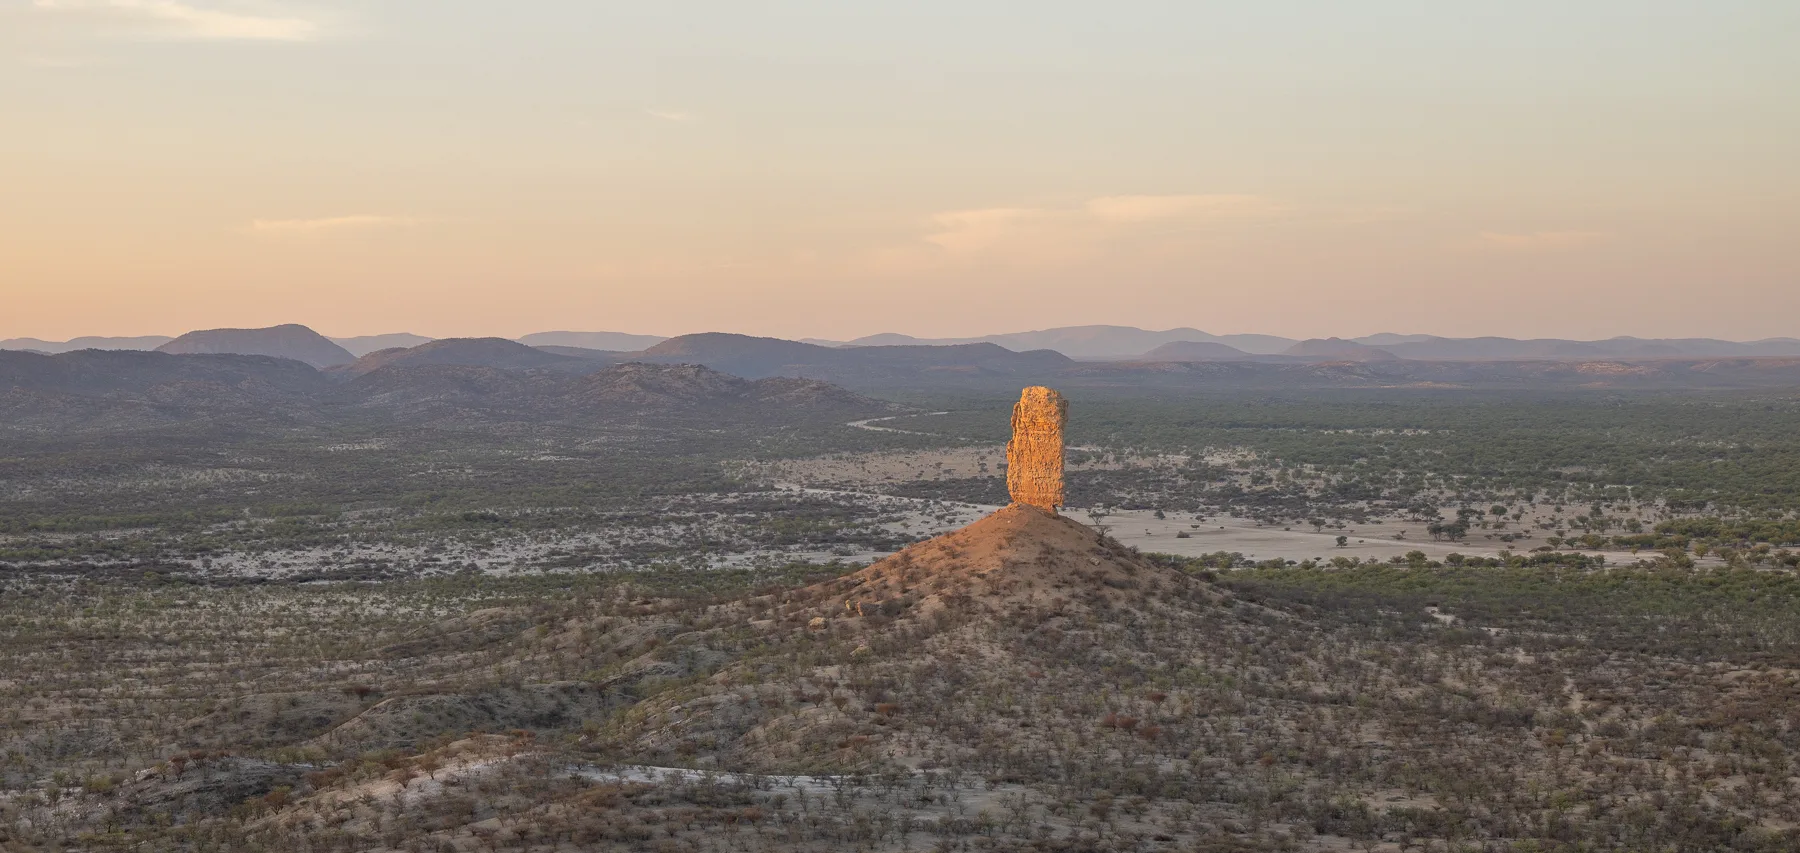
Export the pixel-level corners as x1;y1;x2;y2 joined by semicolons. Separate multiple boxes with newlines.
6;387;1800;850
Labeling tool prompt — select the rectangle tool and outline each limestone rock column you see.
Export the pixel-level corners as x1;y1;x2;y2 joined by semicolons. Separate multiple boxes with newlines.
1006;386;1068;513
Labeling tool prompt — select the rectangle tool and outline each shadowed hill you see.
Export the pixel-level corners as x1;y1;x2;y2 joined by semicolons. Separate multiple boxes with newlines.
1079;356;1800;390
0;349;337;430
0;350;897;430
0;349;329;397
1283;337;1399;362
341;361;900;423
341;337;600;375
842;325;1298;357
0;335;174;354
329;333;434;357
1138;340;1254;361
517;330;668;351
1369;334;1800;360
156;324;355;368
634;332;1073;387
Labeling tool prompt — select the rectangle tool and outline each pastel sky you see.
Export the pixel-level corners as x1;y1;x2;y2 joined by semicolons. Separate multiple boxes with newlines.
3;1;1796;341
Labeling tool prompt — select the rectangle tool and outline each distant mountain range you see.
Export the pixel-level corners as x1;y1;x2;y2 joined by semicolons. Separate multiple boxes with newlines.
13;327;1800;433
629;333;1070;385
8;323;1800;368
0;348;894;432
516;330;670;352
340;337;601;375
816;326;1297;357
332;333;435;357
0;335;176;354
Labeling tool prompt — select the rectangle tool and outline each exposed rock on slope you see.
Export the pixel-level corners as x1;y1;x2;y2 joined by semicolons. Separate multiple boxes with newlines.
156;324;355;368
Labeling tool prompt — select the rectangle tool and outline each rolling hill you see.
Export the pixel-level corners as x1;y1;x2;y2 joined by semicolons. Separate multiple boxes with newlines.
340;337;600;375
330;333;435;357
1283;337;1399;361
840;325;1297;357
1138;340;1255;361
633;333;1073;386
156;324;355;368
516;330;669;351
344;361;897;423
0;335;174;353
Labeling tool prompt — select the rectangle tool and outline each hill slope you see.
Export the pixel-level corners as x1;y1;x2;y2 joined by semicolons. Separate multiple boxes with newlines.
0;335;174;353
635;332;1073;387
41;500;1800;849
845;325;1298;357
341;337;598;375
517;330;668;351
1138;340;1254;361
330;333;434;356
156;324;355;368
0;349;334;429
1283;337;1399;361
341;361;898;423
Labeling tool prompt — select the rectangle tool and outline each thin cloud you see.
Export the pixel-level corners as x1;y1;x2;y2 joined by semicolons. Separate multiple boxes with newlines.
645;108;699;123
1085;194;1285;223
912;194;1288;267
1476;230;1609;252
247;215;416;233
33;0;324;42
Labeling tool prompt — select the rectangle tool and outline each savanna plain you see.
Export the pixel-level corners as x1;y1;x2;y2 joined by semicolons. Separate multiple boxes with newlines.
6;383;1800;852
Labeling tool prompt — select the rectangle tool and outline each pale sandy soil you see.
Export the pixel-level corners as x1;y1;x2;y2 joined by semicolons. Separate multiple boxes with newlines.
1080;510;1504;563
772;485;1513;564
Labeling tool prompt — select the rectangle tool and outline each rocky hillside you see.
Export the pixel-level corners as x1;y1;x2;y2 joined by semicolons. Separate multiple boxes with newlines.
26;500;1800;849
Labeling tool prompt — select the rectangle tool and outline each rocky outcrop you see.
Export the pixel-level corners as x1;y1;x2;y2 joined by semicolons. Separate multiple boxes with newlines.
1006;386;1067;513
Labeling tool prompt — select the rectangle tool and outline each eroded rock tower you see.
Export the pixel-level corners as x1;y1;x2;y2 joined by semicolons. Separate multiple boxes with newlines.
1006;386;1068;513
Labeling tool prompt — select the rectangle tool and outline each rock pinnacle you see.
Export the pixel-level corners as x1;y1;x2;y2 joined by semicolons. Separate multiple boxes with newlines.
1006;386;1067;513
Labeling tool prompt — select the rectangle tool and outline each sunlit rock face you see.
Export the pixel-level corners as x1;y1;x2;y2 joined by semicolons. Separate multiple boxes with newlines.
1006;386;1067;513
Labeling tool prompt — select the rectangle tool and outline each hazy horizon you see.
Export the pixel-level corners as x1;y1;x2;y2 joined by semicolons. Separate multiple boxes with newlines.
7;323;1800;347
6;2;1796;341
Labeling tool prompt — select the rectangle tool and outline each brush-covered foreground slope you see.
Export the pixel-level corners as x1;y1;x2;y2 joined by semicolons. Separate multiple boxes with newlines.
20;506;1800;850
576;504;1229;772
